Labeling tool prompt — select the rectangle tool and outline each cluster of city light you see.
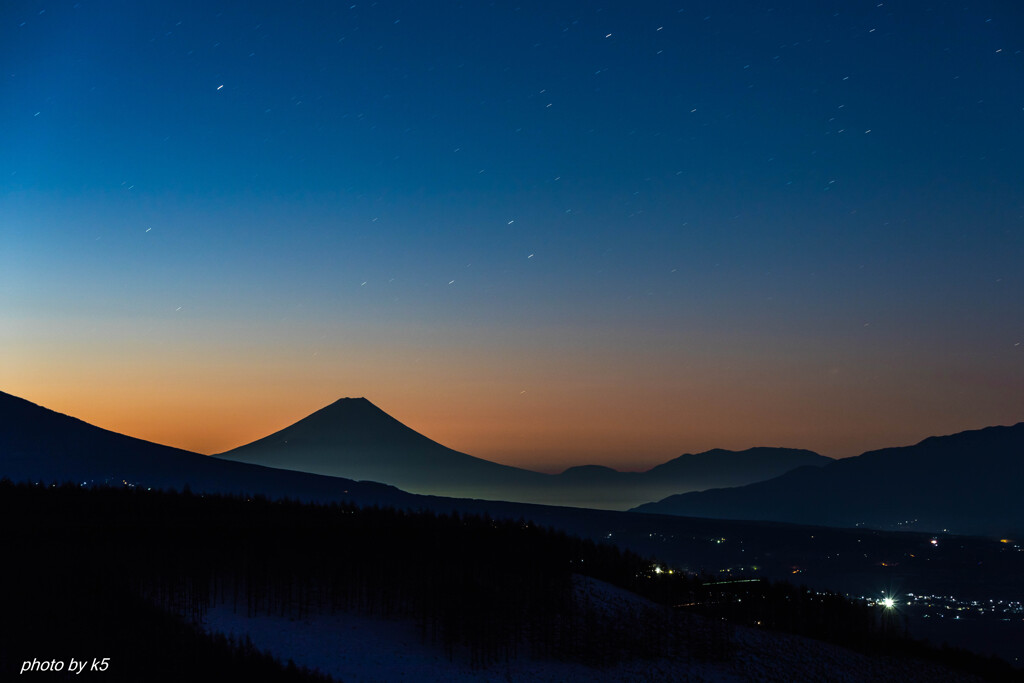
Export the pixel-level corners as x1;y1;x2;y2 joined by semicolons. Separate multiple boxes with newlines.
858;592;1024;621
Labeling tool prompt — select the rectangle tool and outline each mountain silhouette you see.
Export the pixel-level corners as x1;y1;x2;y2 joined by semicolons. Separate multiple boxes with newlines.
0;391;414;508
646;446;828;487
541;447;831;509
216;397;830;507
632;422;1024;537
215;397;551;501
0;389;829;510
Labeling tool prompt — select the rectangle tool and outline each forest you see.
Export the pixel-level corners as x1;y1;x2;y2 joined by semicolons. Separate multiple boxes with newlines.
1;480;1016;681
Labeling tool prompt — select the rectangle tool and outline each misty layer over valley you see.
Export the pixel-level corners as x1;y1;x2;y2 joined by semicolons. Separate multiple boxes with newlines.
215;396;830;509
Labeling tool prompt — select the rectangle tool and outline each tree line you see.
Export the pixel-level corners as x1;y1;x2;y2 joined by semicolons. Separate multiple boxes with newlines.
1;479;1017;681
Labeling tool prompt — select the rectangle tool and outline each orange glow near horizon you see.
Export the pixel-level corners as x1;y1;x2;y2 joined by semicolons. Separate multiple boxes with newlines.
4;317;1021;473
4;296;1022;472
5;0;1024;485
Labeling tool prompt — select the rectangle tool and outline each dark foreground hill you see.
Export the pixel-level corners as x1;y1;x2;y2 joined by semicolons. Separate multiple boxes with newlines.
633;423;1024;538
3;481;1013;683
215;396;829;507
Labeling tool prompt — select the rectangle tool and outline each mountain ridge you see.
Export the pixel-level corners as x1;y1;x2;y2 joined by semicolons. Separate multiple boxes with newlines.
215;395;831;508
0;390;411;508
633;421;1024;537
215;395;551;502
0;390;829;510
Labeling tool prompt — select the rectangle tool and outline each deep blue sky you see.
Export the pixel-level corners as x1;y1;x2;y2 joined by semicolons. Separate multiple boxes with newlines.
2;1;1022;470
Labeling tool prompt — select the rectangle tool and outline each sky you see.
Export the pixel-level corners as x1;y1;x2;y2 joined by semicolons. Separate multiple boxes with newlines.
2;1;1022;472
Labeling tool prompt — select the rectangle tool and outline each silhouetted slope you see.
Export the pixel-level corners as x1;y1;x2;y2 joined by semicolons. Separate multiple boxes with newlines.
633;423;1024;537
0;389;828;509
0;391;413;508
542;448;830;510
648;447;828;483
215;397;550;500
216;397;829;507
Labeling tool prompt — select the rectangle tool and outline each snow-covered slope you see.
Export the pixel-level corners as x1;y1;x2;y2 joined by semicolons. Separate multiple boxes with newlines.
200;576;983;683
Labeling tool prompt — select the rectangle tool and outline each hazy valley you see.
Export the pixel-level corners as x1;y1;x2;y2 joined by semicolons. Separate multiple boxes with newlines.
214;396;832;509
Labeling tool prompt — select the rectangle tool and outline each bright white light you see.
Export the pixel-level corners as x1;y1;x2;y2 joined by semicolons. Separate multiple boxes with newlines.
882;597;895;609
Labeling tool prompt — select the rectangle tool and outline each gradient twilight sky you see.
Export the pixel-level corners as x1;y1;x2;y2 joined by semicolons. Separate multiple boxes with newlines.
2;1;1022;472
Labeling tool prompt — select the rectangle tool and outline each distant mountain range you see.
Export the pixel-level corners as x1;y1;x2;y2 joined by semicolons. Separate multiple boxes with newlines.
633;422;1024;537
214;396;830;508
0;390;827;511
4;389;1020;538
